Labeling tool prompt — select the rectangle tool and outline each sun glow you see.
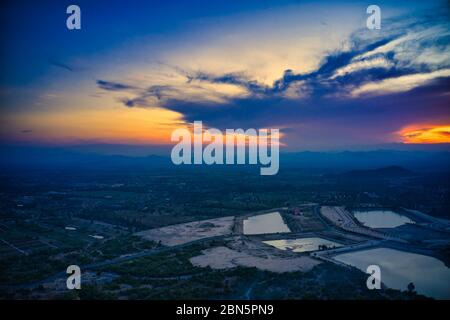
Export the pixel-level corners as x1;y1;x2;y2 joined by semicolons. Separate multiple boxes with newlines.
400;125;450;144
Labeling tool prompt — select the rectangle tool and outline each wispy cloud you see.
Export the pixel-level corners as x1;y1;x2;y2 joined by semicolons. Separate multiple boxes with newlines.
93;10;450;147
96;80;138;92
352;69;450;96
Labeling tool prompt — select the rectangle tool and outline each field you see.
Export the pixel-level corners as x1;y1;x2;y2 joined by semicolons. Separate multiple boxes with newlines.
136;216;235;246
190;246;320;272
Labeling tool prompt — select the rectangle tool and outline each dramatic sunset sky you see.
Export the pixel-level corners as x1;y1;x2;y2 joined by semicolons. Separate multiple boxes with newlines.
1;0;449;153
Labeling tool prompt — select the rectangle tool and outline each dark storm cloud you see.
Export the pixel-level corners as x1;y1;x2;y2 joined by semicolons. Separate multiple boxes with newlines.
160;77;449;131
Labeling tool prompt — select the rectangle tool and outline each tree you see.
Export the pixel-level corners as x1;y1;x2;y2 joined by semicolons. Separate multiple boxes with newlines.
407;282;416;294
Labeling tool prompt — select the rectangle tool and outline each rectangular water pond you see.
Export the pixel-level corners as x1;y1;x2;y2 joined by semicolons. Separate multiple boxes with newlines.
353;209;415;228
334;247;450;299
243;212;290;235
264;237;342;253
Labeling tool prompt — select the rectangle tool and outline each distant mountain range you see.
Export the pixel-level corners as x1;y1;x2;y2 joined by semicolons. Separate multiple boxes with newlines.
280;150;450;171
342;165;414;178
0;145;449;172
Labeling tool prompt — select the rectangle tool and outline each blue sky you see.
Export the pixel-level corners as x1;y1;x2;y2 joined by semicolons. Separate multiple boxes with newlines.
0;0;449;151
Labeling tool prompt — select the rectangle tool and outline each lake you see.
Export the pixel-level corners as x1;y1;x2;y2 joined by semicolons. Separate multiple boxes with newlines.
353;209;415;228
334;247;450;299
243;212;290;235
264;237;342;253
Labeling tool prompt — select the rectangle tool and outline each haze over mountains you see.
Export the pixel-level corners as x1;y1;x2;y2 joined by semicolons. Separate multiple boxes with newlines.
340;166;414;179
1;144;449;172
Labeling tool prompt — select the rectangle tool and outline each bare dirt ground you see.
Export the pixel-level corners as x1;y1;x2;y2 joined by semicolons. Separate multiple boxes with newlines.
135;216;235;246
190;246;321;273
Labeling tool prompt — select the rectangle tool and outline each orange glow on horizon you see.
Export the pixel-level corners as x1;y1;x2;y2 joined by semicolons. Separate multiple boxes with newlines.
3;106;186;145
399;125;450;144
188;128;285;147
3;105;286;147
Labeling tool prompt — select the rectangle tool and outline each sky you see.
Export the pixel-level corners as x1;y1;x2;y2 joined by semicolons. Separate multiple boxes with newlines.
0;0;449;153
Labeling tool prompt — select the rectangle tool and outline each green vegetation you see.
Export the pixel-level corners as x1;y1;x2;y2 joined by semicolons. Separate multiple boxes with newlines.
101;243;204;277
1;167;448;299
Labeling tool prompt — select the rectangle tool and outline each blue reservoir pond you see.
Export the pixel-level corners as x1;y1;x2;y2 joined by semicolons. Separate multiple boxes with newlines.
353;209;415;228
334;247;450;299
